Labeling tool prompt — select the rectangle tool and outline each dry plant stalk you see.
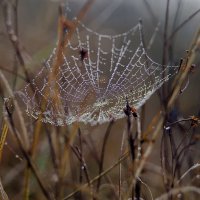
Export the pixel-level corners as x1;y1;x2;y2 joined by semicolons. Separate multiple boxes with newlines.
0;70;55;200
0;72;29;151
2;1;31;84
155;186;200;200
126;27;200;198
63;151;129;200
46;0;95;116
0;178;9;200
96;120;114;192
31;1;95;198
1;1;199;200
177;163;200;185
0;122;8;161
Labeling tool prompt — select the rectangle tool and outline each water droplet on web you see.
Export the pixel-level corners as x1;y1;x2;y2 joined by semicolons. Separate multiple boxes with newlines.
15;19;178;126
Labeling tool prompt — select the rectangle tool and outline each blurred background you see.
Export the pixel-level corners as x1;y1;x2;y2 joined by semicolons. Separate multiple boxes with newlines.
0;0;200;199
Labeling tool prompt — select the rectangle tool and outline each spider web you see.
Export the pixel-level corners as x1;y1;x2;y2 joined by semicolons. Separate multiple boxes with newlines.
15;20;178;126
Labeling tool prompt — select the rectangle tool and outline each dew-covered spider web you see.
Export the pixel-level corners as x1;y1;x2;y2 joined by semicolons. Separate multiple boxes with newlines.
15;20;178;126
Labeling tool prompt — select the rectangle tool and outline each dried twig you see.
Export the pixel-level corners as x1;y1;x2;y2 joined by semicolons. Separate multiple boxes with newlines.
0;122;8;161
168;8;200;41
4;111;55;200
0;71;29;150
2;1;31;83
119;127;126;200
137;177;153;200
70;144;92;189
47;0;95;115
155;186;200;200
177;163;200;184
11;0;19;90
161;0;170;100
0;65;26;81
0;71;54;200
125;27;200;198
147;22;160;50
96;120;114;193
63;151;129;200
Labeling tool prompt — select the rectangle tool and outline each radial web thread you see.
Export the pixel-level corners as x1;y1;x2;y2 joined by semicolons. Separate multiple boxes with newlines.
15;21;179;125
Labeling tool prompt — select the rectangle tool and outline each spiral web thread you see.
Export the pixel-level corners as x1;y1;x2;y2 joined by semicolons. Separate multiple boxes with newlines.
15;21;178;126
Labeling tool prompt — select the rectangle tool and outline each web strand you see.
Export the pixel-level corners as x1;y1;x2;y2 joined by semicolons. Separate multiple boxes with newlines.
15;21;179;125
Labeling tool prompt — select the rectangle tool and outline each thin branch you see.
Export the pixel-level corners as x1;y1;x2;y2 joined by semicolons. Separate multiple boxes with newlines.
78;128;83;198
125;27;200;196
136;113;142;160
167;117;194;126
155;186;200;200
2;1;31;83
63;151;129;200
172;141;195;183
142;0;157;24
96;120;114;192
147;22;160;50
0;65;26;81
83;135;100;165
0;122;8;161
137;177;153;200
45;127;59;178
180;76;190;93
70;145;91;188
12;0;19;90
4;110;55;200
177;163;200;184
168;8;200;41
0;71;54;200
167;28;200;110
162;0;170;98
119;128;126;200
0;71;29;150
172;0;183;32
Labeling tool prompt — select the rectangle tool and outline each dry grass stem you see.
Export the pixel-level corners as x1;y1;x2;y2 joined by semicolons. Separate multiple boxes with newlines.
0;71;29;150
126;26;200;198
0;178;9;200
155;186;200;200
0;122;8;161
0;1;199;199
177;163;200;184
